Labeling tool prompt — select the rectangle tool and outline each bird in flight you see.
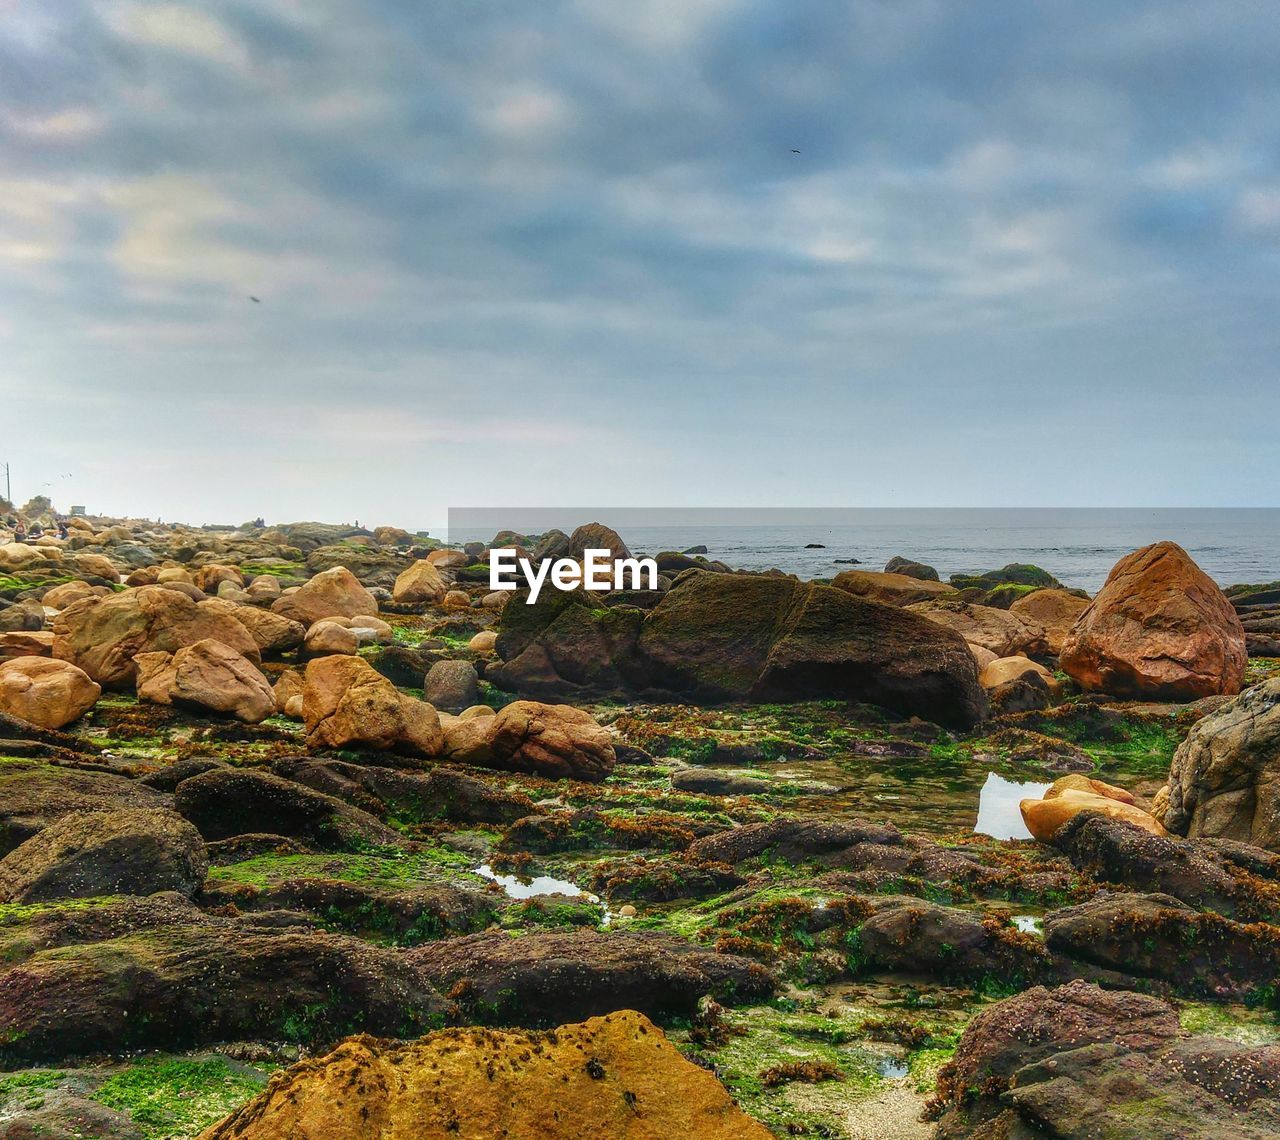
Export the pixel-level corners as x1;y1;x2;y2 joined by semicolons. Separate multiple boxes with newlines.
790;148;801;154
248;296;261;303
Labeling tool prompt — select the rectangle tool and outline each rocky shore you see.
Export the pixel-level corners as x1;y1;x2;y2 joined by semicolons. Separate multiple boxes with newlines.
0;507;1278;1137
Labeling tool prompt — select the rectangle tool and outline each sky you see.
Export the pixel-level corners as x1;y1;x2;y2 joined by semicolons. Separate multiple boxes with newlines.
2;1;1279;530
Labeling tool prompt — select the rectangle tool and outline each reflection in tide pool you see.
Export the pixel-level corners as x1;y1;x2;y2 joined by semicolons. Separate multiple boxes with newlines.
473;863;599;902
973;772;1052;840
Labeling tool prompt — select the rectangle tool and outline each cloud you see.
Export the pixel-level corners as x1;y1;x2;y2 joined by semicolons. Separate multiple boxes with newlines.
0;0;1277;523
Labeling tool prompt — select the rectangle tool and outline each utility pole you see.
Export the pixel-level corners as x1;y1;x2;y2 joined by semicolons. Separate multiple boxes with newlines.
2;462;9;505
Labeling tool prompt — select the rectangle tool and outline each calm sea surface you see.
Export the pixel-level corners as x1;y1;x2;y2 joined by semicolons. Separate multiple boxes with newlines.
565;509;1280;594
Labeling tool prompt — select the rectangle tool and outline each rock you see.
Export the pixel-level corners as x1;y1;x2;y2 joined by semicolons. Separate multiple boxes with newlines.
688;817;901;864
302;655;444;756
1051;813;1262;919
1010;587;1091;655
0;599;46;632
0;763;168;855
0;807;207;902
135;639;276;723
929;980;1216;1138
138;756;227;792
443;700;615;782
173;767;400;850
0;895;444;1062
1158;676;1280;851
670;768;772;795
1043;892;1280;998
302;619;360;656
426;549;469;569
0;629;55;660
565;522;632;565
441;589;472;611
245;574;282;602
392;559;447;604
631;573;986;728
884;556;940;581
272;668;304;717
271;758;536;825
1020;775;1166;842
1060;542;1247;699
42;580;101;609
831;569;954;605
71;552;121;582
906;599;1049;657
0;658;100;729
856;895;1050;984
270;566;378;627
202;598;305;655
423;659;479;712
979;655;1059;691
201;1010;770;1140
193;564;244;594
406;929;774;1026
468;629;497;652
51;586;261;687
322;613;393;644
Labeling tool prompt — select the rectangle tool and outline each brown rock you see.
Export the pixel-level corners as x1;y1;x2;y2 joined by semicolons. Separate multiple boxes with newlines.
42;581;100;610
441;589;472;611
272;669;304;717
425;549;468;569
1158;676;1280;850
468;629;497;653
1060;542;1246;699
906;599;1048;657
303;655;443;756
831;569;955;606
199;1011;770;1140
52;586;261;688
392;559;447;603
192;564;244;594
202;598;305;656
70;553;120;582
0;807;207;902
979;655;1059;692
1021;775;1166;843
302;620;359;657
0;658;100;729
1010;587;1091;655
270;566;378;627
0;631;55;661
443;700;615;782
135;639;275;723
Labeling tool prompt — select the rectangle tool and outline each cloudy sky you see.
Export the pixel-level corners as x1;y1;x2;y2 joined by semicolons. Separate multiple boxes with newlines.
3;1;1278;528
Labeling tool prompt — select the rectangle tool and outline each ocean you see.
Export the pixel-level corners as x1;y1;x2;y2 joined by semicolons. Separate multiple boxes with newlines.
447;508;1280;595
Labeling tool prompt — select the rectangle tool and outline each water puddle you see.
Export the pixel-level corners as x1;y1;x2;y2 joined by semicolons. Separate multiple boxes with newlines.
472;863;611;923
875;1056;910;1079
973;772;1051;840
1012;914;1043;936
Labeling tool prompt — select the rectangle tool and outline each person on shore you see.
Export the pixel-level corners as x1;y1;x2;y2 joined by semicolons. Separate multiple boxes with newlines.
57;517;69;539
12;520;27;544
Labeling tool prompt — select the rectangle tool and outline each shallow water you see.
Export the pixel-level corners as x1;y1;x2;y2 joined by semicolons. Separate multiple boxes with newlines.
473;863;599;903
973;772;1052;840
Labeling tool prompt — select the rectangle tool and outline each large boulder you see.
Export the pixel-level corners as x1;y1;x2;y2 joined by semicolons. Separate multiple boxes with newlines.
302;655;444;756
201;1011;771;1140
51;586;261;687
173;767;400;850
1010;587;1091;655
391;559;447;604
0;657;100;729
443;700;615;782
406;929;774;1026
0;808;206;902
1060;542;1246;699
906;599;1048;658
135;639;276;723
927;980;1279;1139
0;764;167;855
883;555;940;581
640;573;986;727
0;896;444;1063
489;576;990;729
831;569;954;606
422;659;479;712
201;598;305;655
270;566;378;627
1157;676;1280;850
